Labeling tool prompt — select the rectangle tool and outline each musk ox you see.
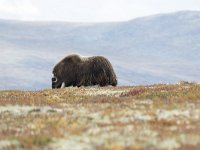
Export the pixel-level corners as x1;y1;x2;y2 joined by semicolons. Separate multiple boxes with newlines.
52;54;117;88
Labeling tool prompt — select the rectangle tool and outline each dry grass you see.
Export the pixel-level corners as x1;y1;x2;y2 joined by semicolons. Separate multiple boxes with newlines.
0;82;200;150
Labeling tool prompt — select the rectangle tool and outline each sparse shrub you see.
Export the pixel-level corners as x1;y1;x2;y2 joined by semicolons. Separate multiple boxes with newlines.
19;135;52;149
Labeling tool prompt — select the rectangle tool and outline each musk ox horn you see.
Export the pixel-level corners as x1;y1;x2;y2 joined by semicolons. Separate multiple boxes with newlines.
52;77;57;82
52;54;117;88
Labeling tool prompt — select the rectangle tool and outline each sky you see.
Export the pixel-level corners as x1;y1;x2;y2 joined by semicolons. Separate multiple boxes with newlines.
0;0;200;22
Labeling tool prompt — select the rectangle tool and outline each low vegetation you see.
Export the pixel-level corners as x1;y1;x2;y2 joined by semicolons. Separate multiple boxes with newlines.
0;82;200;150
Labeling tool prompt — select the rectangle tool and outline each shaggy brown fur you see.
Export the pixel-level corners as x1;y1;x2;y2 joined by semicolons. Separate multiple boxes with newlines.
52;54;117;88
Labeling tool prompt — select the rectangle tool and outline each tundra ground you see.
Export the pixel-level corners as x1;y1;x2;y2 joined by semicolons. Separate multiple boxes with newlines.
0;82;200;150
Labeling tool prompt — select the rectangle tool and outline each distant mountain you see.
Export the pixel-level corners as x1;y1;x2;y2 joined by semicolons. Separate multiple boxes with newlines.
0;11;200;90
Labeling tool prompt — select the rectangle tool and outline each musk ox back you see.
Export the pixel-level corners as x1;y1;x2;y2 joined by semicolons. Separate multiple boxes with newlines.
52;54;117;88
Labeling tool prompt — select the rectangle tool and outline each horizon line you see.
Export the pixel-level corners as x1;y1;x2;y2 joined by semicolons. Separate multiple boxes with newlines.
0;10;199;24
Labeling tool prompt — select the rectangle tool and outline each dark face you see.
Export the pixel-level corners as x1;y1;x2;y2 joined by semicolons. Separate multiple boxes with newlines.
52;76;61;89
52;69;63;89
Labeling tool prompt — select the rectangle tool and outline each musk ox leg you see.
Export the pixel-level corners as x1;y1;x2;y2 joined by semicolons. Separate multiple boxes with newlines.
111;82;117;86
98;76;109;87
111;79;117;86
99;81;108;87
52;81;62;89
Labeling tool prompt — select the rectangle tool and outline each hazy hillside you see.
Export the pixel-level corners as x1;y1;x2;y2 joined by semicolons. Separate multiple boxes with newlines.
0;11;200;90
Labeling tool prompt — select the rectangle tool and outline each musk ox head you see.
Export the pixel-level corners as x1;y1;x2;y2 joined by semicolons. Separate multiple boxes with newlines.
52;54;117;89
